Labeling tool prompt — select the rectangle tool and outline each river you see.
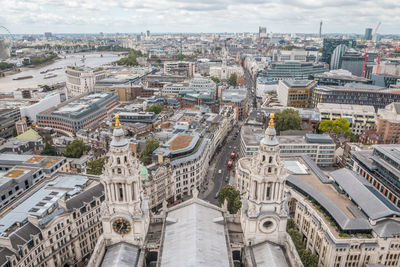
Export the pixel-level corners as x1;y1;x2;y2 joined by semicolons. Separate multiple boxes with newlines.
0;53;123;93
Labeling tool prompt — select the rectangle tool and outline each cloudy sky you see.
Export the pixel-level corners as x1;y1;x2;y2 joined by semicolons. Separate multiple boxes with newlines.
1;0;400;34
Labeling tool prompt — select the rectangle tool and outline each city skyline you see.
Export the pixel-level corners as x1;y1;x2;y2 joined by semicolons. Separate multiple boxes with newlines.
1;0;400;34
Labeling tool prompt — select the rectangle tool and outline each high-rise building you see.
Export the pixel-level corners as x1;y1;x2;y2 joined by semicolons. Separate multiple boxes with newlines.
331;45;365;76
277;79;317;108
311;84;400;110
321;38;356;64
260;61;327;80
319;21;323;38
259;26;267;38
364;28;373;41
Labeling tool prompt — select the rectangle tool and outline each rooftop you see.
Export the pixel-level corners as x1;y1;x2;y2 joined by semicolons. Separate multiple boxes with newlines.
286;159;371;232
278;134;332;145
282;79;314;88
286;157;400;234
40;92;116;120
222;89;247;102
161;201;230;267
15;129;41;141
0;175;89;235
317;103;376;113
241;125;265;147
3;168;33;178
168;135;194;151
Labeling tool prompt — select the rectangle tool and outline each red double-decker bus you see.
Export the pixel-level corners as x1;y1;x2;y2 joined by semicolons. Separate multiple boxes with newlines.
227;160;233;170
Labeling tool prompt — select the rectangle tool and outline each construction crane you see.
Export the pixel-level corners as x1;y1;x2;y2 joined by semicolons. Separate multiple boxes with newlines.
375;45;400;74
362;22;381;77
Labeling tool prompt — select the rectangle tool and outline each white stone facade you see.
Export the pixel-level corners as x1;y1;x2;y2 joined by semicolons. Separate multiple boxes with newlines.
66;67;106;97
237;116;289;246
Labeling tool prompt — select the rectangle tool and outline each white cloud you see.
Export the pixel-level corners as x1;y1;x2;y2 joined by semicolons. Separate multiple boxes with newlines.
0;0;399;34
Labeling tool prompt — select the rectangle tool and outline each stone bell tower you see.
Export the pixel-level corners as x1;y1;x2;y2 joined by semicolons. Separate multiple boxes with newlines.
100;114;149;246
241;114;289;245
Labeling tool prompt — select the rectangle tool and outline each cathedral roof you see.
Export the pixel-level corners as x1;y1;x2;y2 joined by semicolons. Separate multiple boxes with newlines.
160;200;231;267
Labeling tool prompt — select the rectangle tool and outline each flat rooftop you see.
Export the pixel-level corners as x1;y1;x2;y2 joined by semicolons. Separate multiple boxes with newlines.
169;135;194;151
3;168;34;179
282;79;314;88
278;134;333;145
40;92;116;120
241;125;265;147
317;103;376;113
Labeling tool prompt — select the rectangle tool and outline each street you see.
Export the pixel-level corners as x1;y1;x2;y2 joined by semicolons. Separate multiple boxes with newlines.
201;68;255;205
202;124;242;204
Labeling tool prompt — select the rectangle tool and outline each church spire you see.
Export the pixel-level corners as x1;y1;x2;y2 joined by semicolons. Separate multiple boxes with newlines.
111;113;128;147
261;113;278;146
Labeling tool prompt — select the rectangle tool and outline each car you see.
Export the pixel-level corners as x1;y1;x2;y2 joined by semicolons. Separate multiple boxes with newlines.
218;169;222;174
225;176;229;182
215;192;219;199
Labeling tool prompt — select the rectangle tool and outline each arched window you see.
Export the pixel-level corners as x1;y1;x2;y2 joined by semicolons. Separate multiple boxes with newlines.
124;156;127;163
262;155;266;162
117;157;120;164
269;156;273;163
268;167;272;173
117;168;121;174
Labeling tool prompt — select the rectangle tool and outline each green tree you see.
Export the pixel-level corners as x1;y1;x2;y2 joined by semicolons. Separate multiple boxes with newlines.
139;138;160;165
298;250;319;267
217;185;242;214
64;139;89;158
210;76;221;84
318;118;351;136
145;105;163;114
115;49;142;66
228;73;237;87
87;158;105;175
177;53;184;60
318;120;333;133
41;142;57;156
274;109;302;134
286;218;319;266
0;62;15;70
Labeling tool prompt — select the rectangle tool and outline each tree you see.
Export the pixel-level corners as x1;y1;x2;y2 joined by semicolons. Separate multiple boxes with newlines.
228;73;237;87
115;49;142;66
41;142;57;156
87;158;105;175
139;138;160;165
145;105;162;114
177;53;184;61
318;118;351;136
298;250;319;267
210;76;221;84
64;139;89;158
274;109;302;134
217;185;242;214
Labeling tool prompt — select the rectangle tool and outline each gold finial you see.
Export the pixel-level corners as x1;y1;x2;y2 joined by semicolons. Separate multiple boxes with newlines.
115;114;120;129
268;113;274;128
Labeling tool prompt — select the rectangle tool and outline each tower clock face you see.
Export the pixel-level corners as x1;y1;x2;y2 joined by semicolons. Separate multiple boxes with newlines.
112;218;131;235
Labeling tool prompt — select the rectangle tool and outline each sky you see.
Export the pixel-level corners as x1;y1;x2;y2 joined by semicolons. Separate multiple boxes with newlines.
1;0;400;34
